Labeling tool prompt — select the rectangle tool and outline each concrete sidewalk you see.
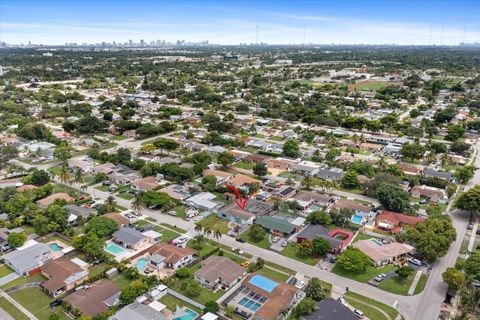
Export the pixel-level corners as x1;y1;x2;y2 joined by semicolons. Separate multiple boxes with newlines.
408;271;423;295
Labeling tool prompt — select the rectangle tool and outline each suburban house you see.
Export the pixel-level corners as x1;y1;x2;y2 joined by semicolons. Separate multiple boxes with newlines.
36;193;74;208
316;168;344;181
302;299;357;320
133;175;164;191
265;158;292;171
376;210;425;234
65;205;97;221
217;199;273;225
410;185;448;203
0;178;22;188
107;165;141;185
92;163;115;175
289;191;331;213
296;225;353;253
63;280;120;317
185;192;224;212
4;241;53;275
423;168;454;182
202;169;234;185
111;227;155;251
243;154;268;164
103;212;129;227
67;158;95;173
17;184;37;192
332;199;371;222
226;174;261;191
194;255;245;290
110;301;166;320
159;184;191;201
226;272;299;320
41;259;89;297
145;243;197;270
293;160;321;176
353;239;415;266
254;215;299;237
274;186;296;201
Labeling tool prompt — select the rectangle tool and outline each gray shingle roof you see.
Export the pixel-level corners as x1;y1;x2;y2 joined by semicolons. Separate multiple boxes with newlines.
112;227;146;245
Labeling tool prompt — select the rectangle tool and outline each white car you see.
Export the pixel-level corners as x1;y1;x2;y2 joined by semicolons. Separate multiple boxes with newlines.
374;273;386;282
338;297;347;305
354;309;364;318
281;240;288;247
409;258;423;266
194;215;204;221
272;236;280;243
295;280;305;289
168;211;177;216
176;236;188;244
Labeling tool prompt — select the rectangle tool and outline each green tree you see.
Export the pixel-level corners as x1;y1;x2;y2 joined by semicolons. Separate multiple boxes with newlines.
253;162;268;178
54;146;72;161
58;164;70;191
283;139;300;158
464;253;480;281
454;166;477;184
217;152;234;167
396;266;414;282
72;232;105;258
201;175;217;192
307;211;332;226
290;298;317;319
84;216;119;238
445;124;465;141
248;224;266;243
175;268;191;279
455;185;480;218
312;238;331;257
120;280;148;304
104;196;117;212
28;169;50;185
400;143;425;161
203;301;220;313
182;280;201;297
442;267;465;292
330;208;353;227
141;191;175;209
377;183;412;213
131;191;144;216
7;232;27;248
337;247;372;273
341;171;360;189
304;277;328;301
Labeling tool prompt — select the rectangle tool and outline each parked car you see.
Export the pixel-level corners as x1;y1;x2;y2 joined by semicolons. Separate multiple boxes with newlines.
194;215;204;221
50;300;62;308
409;258;423;266
330;256;337;263
288;277;298;286
168;211;177;216
295;280;305;289
175;236;188;245
102;181;111;186
467;223;474;230
236;238;246;243
374;273;386;282
338;297;347;305
281;240;288;247
272;236;280;243
354;309;364;318
241;261;250;268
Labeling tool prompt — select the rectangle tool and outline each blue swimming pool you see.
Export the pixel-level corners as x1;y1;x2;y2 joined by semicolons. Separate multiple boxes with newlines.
49;243;63;252
104;243;125;256
351;215;363;224
136;258;149;270
248;275;278;293
239;297;262;311
309;205;322;212
173;308;198;320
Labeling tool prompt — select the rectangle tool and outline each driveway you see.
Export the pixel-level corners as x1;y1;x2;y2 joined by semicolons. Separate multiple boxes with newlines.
0;273;19;287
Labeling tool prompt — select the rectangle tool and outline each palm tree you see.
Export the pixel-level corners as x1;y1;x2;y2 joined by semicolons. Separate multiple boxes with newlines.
59;164;71;192
203;226;212;239
301;174;313;190
193;234;204;250
71;168;84;186
377;156;388;172
132;191;144;216
213;230;221;244
105;196;117;212
194;223;203;236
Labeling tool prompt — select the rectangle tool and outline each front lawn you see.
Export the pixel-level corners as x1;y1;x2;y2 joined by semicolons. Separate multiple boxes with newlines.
331;264;395;283
378;274;415;295
0;297;28;320
243;234;271;249
10;287;70;320
280;243;318;266
413;273;428;295
345;291;398;320
198;215;230;234
0;265;13;278
257;267;290;282
0;273;46;290
116;192;134;200
233;161;255;170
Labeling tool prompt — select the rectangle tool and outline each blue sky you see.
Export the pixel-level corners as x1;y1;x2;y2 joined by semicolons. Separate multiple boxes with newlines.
1;0;479;45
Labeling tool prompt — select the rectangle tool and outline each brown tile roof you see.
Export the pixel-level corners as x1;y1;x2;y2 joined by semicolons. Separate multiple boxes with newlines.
352;240;414;263
103;212;129;227
36;193;74;207
64;280;119;317
377;211;425;227
242;273;298;320
195;256;244;284
148;243;197;264
41;259;85;293
133;176;159;191
202;169;233;179
16;185;38;192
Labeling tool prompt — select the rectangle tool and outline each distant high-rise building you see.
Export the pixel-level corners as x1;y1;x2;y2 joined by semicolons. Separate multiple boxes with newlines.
140;39;145;46
129;39;133;46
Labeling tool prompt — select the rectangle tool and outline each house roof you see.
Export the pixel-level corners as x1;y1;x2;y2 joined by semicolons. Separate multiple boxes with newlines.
65;205;97;218
103;212;129;226
203;169;232;179
41;259;86;293
296;224;343;248
332;199;370;213
147;243;197;264
64;280;119;317
423;168;453;180
302;299;357;320
186;192;222;211
4;242;52;273
16;185;37;192
36;193;74;207
227;174;260;186
293;191;330;203
353;239;414;263
411;185;446;198
377;211;425;226
195;255;244;284
133;176;160;191
113;227;146;245
110;301;167;320
255;216;296;234
241;272;298;320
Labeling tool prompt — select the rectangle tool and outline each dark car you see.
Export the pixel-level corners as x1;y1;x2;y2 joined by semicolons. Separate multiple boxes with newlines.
50;300;62;308
467;223;474;230
330;256;337;263
236;238;246;243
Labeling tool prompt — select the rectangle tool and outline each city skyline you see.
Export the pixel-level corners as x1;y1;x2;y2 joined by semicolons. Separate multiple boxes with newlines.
1;0;480;46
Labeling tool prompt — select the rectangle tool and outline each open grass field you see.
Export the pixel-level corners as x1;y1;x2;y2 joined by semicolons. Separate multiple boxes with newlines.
348;81;402;92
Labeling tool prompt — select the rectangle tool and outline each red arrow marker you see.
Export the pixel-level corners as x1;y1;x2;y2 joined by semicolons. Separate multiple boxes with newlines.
226;184;249;210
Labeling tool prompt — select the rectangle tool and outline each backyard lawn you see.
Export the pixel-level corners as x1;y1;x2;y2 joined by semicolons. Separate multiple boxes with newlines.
111;273;131;290
331;264;396;283
233;161;255;170
0;297;28;320
344;291;399;320
198;215;230;234
168;274;225;305
159;294;201;313
10;287;70;320
280;243;318;266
